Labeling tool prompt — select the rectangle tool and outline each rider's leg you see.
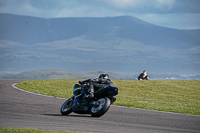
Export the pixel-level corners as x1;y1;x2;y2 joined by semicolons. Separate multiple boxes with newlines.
88;83;94;97
85;83;94;99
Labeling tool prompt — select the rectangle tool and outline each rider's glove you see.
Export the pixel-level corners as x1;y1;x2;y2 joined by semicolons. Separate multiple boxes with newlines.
79;81;84;84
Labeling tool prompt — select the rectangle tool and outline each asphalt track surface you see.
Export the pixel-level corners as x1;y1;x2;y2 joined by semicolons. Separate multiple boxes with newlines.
0;80;200;133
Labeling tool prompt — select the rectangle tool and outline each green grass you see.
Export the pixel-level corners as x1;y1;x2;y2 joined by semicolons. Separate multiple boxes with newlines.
0;127;92;133
16;79;200;115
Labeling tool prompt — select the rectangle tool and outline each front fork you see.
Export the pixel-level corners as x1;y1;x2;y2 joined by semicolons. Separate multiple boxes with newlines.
109;96;116;104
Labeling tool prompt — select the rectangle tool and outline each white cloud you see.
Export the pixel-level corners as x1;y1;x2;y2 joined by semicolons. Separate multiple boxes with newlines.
104;0;176;11
156;0;175;11
135;13;200;29
104;0;141;9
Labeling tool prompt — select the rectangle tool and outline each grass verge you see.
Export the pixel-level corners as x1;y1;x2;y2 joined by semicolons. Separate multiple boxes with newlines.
16;79;200;115
0;127;91;133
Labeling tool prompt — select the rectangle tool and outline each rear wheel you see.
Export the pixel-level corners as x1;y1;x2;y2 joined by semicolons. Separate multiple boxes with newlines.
90;97;111;117
60;97;74;115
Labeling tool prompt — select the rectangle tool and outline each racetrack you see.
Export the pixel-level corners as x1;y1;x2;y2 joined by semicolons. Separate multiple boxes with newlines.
0;80;200;133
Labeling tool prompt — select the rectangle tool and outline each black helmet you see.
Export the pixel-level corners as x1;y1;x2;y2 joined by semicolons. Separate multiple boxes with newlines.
99;73;109;79
143;70;146;73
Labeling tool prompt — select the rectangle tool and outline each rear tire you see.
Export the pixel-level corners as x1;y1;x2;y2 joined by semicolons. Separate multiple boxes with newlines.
60;98;73;115
90;97;111;117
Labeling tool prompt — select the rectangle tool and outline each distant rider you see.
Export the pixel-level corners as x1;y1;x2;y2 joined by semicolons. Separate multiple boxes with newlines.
138;70;149;80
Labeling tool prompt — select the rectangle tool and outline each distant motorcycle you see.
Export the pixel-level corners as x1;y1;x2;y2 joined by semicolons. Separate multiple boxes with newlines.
138;73;149;80
60;85;118;117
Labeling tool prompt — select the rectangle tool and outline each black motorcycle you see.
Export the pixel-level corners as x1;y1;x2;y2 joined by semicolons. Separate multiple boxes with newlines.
60;85;118;117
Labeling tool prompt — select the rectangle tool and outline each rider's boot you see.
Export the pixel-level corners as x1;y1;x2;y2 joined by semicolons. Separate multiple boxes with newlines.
81;93;94;106
84;93;94;99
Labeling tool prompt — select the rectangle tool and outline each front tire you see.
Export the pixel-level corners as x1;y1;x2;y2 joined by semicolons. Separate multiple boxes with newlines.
60;98;73;115
90;97;111;117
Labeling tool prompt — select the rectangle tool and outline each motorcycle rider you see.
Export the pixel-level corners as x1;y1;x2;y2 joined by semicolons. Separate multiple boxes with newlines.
138;70;149;80
79;73;113;99
72;73;114;110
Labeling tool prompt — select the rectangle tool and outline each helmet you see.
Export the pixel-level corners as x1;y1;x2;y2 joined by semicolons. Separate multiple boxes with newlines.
99;73;109;79
143;70;146;73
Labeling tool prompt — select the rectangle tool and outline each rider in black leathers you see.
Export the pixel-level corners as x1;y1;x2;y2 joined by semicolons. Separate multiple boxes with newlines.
72;73;115;110
79;73;113;99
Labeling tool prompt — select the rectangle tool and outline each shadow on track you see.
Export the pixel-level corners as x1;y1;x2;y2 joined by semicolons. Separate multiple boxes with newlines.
43;114;92;118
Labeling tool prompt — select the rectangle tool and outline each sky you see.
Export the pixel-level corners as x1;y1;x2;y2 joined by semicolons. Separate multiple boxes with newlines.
0;0;200;30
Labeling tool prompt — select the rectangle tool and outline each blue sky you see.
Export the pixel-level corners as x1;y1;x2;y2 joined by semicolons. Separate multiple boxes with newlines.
0;0;200;30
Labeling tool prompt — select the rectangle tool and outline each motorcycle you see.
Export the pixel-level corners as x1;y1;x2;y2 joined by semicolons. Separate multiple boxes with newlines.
60;84;118;117
138;73;149;80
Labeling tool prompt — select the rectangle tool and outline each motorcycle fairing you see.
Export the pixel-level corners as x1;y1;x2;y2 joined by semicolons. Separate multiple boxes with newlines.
95;86;118;99
72;84;87;111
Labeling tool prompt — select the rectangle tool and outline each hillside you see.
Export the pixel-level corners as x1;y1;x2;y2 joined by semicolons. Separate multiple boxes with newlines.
0;13;199;74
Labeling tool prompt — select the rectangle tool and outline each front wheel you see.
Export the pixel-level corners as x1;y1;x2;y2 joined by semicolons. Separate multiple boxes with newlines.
90;97;111;117
60;97;74;115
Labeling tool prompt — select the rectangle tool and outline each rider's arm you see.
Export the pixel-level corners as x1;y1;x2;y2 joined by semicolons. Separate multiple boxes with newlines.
92;78;113;86
79;79;92;84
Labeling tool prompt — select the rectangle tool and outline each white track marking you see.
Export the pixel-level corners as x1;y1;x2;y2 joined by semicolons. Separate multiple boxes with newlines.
12;83;66;100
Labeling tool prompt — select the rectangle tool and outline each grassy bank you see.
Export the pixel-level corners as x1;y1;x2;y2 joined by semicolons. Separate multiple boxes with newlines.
0;127;91;133
16;79;200;115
